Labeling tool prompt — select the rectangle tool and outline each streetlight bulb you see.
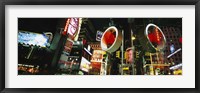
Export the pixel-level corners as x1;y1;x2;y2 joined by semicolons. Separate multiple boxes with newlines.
132;36;136;40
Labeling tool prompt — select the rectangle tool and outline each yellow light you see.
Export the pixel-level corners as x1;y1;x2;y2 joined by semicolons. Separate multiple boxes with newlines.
132;36;136;40
123;67;129;70
116;51;120;58
173;69;182;75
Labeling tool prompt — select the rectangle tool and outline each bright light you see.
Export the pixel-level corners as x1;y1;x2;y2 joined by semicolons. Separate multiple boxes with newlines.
34;35;48;47
18;31;48;47
84;48;92;55
76;41;80;44
87;45;91;51
80;57;91;72
131;36;136;40
64;19;70;32
170;63;182;70
167;48;182;58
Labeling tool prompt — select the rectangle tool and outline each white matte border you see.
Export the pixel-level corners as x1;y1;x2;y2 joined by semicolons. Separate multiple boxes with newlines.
5;5;195;88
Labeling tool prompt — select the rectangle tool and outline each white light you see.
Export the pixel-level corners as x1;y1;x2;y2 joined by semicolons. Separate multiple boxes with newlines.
131;36;136;40
77;41;80;44
80;57;91;72
167;48;182;58
169;63;182;70
84;48;92;55
87;45;91;51
35;35;47;46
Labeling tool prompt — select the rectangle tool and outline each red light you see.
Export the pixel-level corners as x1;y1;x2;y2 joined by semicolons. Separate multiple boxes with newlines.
103;31;115;45
179;37;182;43
148;28;162;45
62;18;70;35
83;39;87;45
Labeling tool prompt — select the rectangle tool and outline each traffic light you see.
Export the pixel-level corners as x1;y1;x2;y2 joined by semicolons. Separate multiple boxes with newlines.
124;51;127;60
145;52;150;56
136;51;139;58
116;51;120;58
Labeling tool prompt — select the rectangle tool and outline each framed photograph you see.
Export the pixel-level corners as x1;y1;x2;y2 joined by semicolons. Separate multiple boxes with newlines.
1;0;199;93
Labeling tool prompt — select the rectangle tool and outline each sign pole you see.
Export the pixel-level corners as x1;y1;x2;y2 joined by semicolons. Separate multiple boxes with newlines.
131;30;135;75
121;30;124;75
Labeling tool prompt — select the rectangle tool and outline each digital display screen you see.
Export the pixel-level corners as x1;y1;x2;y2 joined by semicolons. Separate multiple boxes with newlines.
67;18;79;36
63;38;74;55
96;31;103;41
80;57;91;72
18;31;49;47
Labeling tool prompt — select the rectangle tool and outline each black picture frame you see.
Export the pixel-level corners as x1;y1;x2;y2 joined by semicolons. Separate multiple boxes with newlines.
0;0;199;93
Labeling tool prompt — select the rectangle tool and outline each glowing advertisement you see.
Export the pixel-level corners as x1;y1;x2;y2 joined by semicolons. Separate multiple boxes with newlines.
18;31;49;47
80;57;91;72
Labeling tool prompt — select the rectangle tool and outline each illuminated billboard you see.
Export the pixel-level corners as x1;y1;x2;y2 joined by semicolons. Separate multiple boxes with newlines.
18;31;49;47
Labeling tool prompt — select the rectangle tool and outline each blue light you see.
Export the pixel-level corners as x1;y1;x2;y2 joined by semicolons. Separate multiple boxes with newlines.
170;44;175;54
18;31;49;47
